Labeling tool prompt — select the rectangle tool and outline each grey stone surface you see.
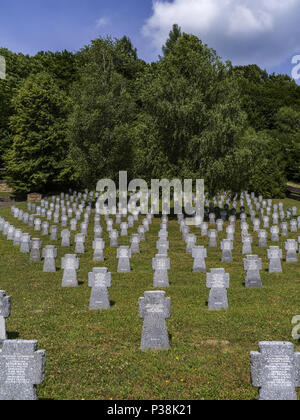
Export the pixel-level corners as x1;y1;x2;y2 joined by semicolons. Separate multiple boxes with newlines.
258;229;268;247
61;254;80;287
42;246;57;272
0;291;11;342
130;234;140;254
221;239;233;262
267;246;282;273
13;229;23;246
88;268;112;310
61;229;71;247
185;234;197;254
93;238;105;261
156;239;169;256
20;234;31;253
117;246;131;273
152;255;170;287
206;268;229;311
250;341;300;400
109;230;118;248
50;225;58;241
29;239;42;261
139;291;171;350
285;240;298;263
192;246;207;272
74;233;85;253
0;340;46;400
243;255;262;287
242;235;252;255
208;229;218;247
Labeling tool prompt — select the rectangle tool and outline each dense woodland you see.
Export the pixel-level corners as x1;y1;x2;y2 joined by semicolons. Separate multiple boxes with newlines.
0;25;299;198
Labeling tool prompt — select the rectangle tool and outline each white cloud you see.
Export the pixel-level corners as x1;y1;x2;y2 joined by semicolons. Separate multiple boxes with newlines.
96;17;110;28
142;0;300;67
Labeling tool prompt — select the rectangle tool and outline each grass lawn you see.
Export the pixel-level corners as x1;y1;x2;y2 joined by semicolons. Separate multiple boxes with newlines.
0;197;300;400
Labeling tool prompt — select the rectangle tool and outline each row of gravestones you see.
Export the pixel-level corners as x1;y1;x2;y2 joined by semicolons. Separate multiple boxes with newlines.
1;191;300;399
1;289;300;399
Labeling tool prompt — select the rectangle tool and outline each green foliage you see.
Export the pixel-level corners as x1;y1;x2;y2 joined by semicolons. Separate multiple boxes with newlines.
3;72;70;195
133;34;247;196
233;64;300;131
161;24;182;57
66;37;142;188
239;129;287;198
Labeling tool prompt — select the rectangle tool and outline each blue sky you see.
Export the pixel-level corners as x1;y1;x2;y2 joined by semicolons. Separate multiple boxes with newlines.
1;0;300;82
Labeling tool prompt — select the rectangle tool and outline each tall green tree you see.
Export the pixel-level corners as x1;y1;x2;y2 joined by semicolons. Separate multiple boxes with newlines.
132;33;247;196
4;72;69;195
66;37;142;189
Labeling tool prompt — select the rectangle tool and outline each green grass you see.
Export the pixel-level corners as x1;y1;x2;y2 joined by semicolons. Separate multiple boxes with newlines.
0;198;300;400
287;182;300;189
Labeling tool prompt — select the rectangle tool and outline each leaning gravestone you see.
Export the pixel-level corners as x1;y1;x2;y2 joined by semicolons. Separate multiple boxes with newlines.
0;340;46;400
139;291;171;351
0;291;11;344
88;268;112;310
206;268;229;311
250;341;300;400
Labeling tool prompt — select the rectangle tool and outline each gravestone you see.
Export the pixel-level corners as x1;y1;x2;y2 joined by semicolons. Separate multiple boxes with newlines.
0;291;11;343
206;268;229;311
0;340;46;400
109;230;118;248
88;268;112;310
270;226;279;242
139;291;171;350
20;234;31;253
192;246;207;273
13;229;23;246
93;239;105;262
208;229;218;247
250;341;300;400
258;230;268;247
61;229;71;247
130;234;140;254
61;254;80;287
42;246;57;273
243;255;262;287
267;246;282;273
74;233;85;254
29;239;42;262
285;240;298;263
152;255;170;287
221;239;233;262
185;234;197;254
117;246;131;273
156;240;169;256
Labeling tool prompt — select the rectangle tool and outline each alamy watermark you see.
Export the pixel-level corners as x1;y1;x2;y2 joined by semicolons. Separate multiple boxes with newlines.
0;55;6;80
291;55;300;81
95;171;204;224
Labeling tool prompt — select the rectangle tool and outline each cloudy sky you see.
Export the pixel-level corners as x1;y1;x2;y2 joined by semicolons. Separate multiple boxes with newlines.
1;0;300;81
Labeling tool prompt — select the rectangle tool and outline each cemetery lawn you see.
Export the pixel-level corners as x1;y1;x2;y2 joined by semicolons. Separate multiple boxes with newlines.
0;198;300;400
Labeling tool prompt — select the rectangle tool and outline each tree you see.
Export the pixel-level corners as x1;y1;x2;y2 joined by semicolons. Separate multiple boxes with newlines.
133;33;247;196
4;72;69;195
161;24;182;57
66;37;140;189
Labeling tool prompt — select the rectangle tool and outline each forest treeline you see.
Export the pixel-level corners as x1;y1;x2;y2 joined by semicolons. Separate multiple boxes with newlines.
0;25;299;198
